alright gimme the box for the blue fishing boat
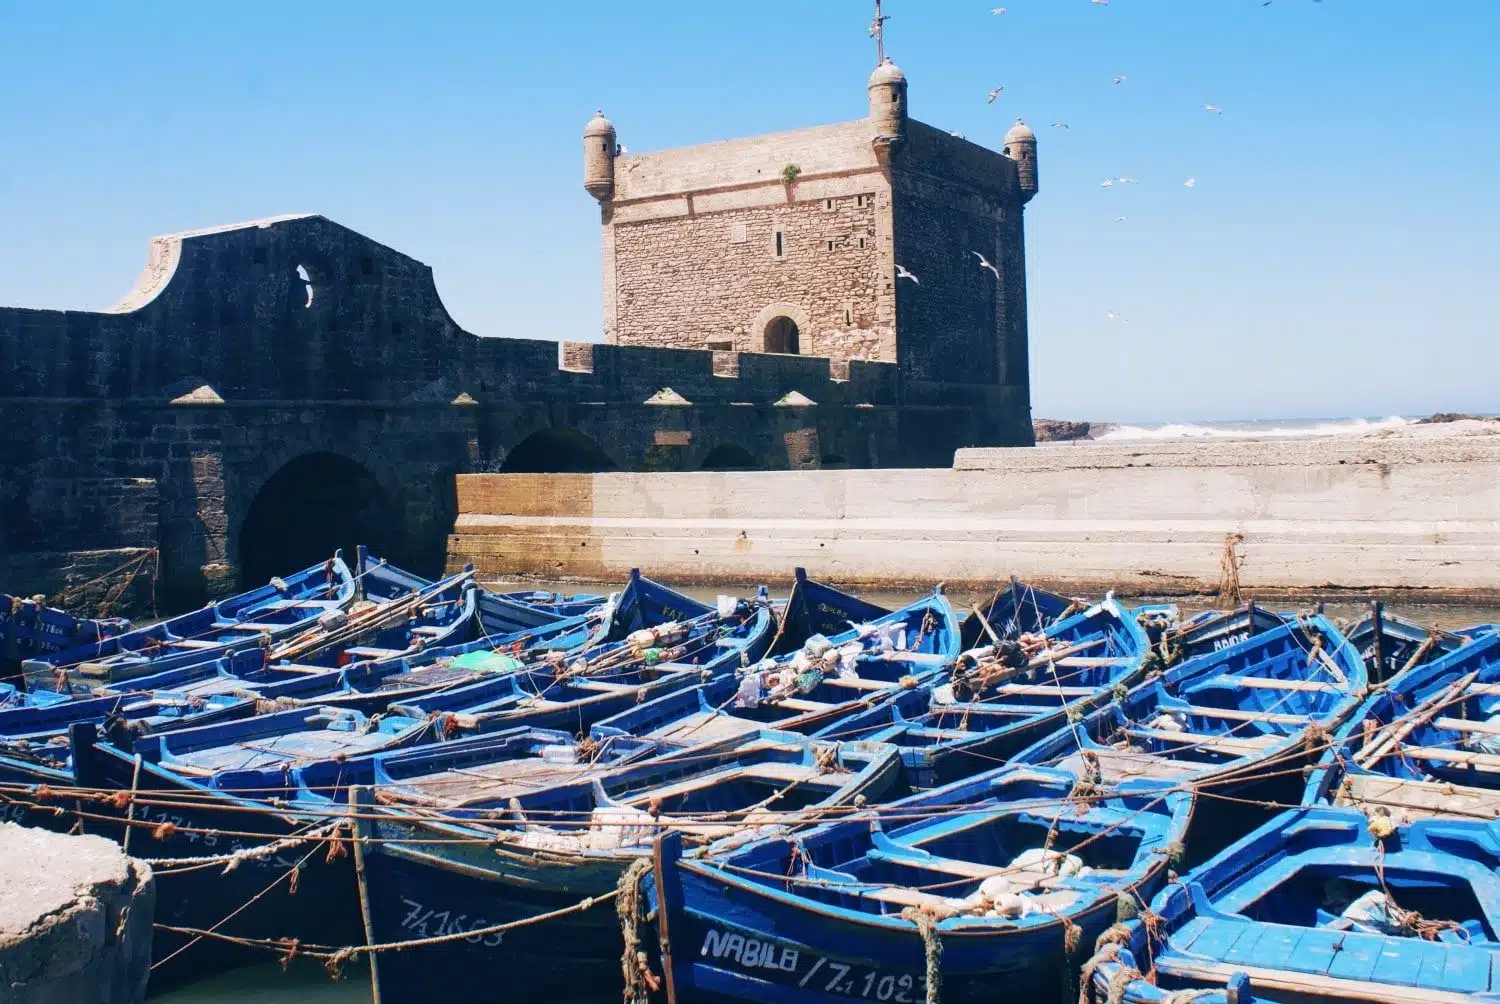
[1,593,130,675]
[1343,600,1474,683]
[23,553,358,693]
[0,689,253,767]
[820,597,1151,788]
[1162,602,1288,665]
[644,763,1193,1004]
[589,587,960,750]
[958,578,1079,650]
[1082,808,1500,1003]
[66,705,438,990]
[770,567,892,655]
[1304,630,1500,823]
[353,732,904,1000]
[1016,615,1367,864]
[493,587,608,618]
[390,573,774,738]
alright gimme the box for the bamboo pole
[1356,671,1478,768]
[349,785,383,1004]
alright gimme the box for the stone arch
[749,302,812,355]
[236,452,401,587]
[499,429,619,474]
[699,444,760,471]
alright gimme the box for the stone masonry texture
[0,69,1037,607]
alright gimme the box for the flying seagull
[1115,216,1127,224]
[971,251,1000,279]
[1092,0,1108,5]
[895,264,920,284]
[1204,103,1224,115]
[990,7,1007,14]
[1117,177,1140,185]
[1100,179,1115,188]
[1051,122,1069,130]
[1107,311,1128,322]
[987,87,1004,103]
[1112,74,1127,85]
[1184,177,1198,189]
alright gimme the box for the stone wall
[609,189,891,359]
[1,214,1012,606]
[448,436,1500,600]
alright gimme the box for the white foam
[1096,416,1416,442]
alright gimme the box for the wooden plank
[167,639,221,650]
[1338,773,1500,821]
[1157,957,1482,1004]
[1126,727,1277,755]
[1358,673,1479,768]
[1435,716,1500,737]
[1052,657,1133,668]
[821,677,894,691]
[1465,682,1500,697]
[1394,746,1500,772]
[771,698,834,713]
[1180,705,1310,727]
[1204,675,1340,694]
[568,680,635,693]
[992,684,1096,698]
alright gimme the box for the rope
[898,907,942,1004]
[617,857,659,1004]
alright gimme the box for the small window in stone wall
[824,199,835,211]
[858,236,867,250]
[774,229,785,260]
[844,302,854,326]
[855,194,868,208]
[826,240,836,252]
[360,255,374,276]
[729,221,748,244]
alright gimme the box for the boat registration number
[699,928,925,1001]
[1210,631,1249,652]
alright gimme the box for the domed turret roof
[584,110,616,137]
[1004,119,1036,142]
[868,60,906,87]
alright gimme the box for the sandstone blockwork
[2,212,1027,607]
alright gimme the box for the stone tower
[583,60,1038,446]
[1003,119,1039,203]
[867,59,908,139]
[583,110,617,203]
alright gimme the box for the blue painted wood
[355,731,904,999]
[1343,606,1473,682]
[1083,807,1500,1003]
[589,585,960,754]
[1303,630,1500,813]
[1164,603,1289,666]
[0,594,130,665]
[821,597,1150,788]
[1016,615,1368,866]
[644,764,1192,1004]
[958,578,1076,651]
[22,552,358,693]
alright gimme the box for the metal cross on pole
[869,0,890,66]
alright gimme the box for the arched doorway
[237,453,399,587]
[764,316,800,355]
[699,444,760,471]
[500,429,619,473]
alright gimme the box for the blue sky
[2,1,1495,422]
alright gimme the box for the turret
[1003,119,1038,204]
[867,59,908,139]
[583,110,617,202]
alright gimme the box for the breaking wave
[1096,416,1417,442]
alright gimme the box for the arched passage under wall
[499,429,619,474]
[237,452,400,587]
[699,444,760,471]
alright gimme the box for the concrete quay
[447,435,1500,601]
[0,824,155,1004]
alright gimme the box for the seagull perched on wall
[895,264,920,284]
[987,87,1004,103]
[1204,103,1224,115]
[971,251,1001,279]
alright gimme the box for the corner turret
[868,59,908,140]
[584,110,617,202]
[1003,119,1038,204]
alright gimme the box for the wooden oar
[1356,671,1478,767]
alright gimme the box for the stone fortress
[0,58,1039,607]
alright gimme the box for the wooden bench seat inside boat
[166,639,223,649]
[1126,727,1278,756]
[227,622,290,632]
[1434,716,1500,738]
[1197,675,1340,694]
[821,677,895,692]
[410,626,447,637]
[568,679,636,694]
[1336,773,1500,822]
[1177,705,1311,727]
[991,684,1097,698]
[651,713,762,744]
[1393,745,1500,772]
[343,646,407,659]
[771,698,835,713]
